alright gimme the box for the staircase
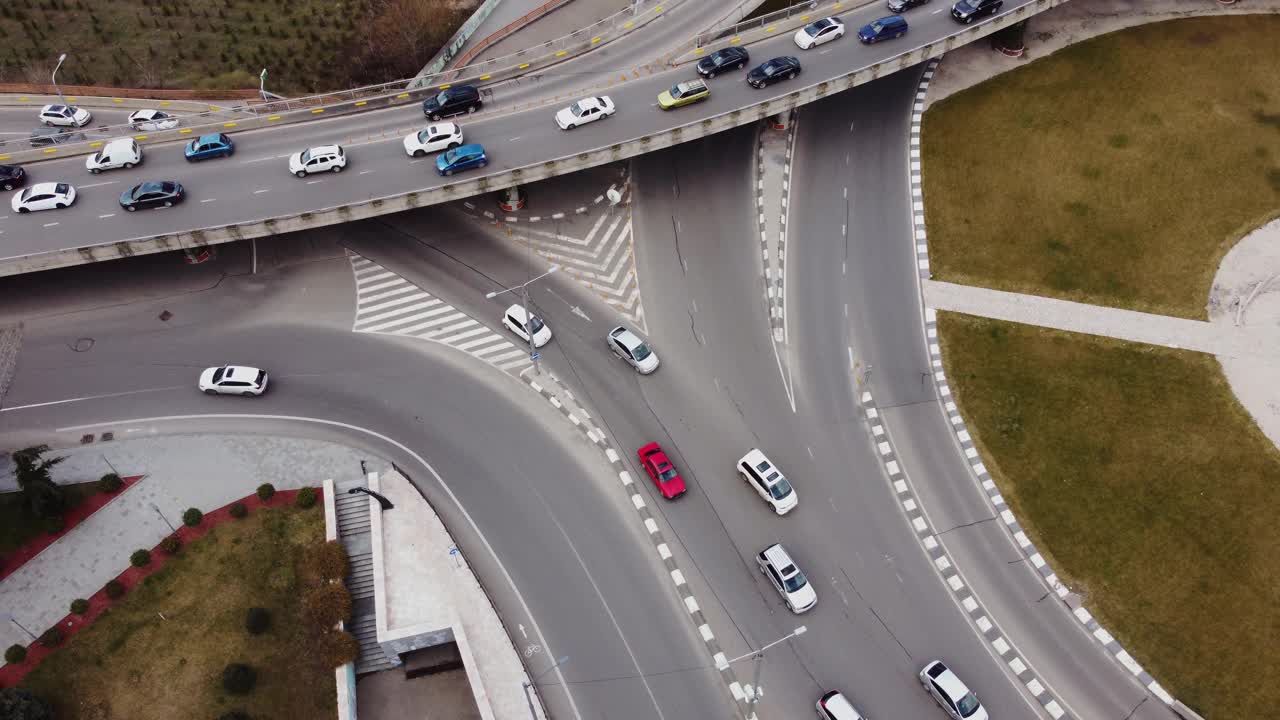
[334,478,392,674]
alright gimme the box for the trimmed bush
[217,712,250,720]
[182,507,203,527]
[295,487,317,509]
[129,549,152,568]
[105,579,125,599]
[307,540,348,582]
[315,629,360,668]
[303,583,352,627]
[0,688,52,720]
[244,607,271,635]
[221,663,257,695]
[159,534,181,555]
[229,501,248,519]
[4,643,27,664]
[256,483,275,501]
[96,473,123,493]
[70,598,90,615]
[41,515,64,535]
[38,626,62,648]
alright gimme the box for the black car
[29,127,85,147]
[696,46,750,78]
[951,0,1002,23]
[119,180,185,211]
[0,164,25,191]
[747,56,801,89]
[887,0,930,11]
[422,85,482,121]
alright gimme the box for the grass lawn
[0,0,471,94]
[21,505,334,720]
[0,482,100,554]
[922,15,1280,319]
[936,312,1280,719]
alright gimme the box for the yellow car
[657,80,710,110]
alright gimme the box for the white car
[11,182,76,213]
[794,17,846,49]
[403,122,463,157]
[198,366,269,396]
[39,104,92,127]
[289,145,347,178]
[607,325,658,374]
[757,543,817,613]
[555,96,616,130]
[128,109,179,132]
[920,661,988,720]
[502,304,552,348]
[738,448,797,515]
[817,690,866,720]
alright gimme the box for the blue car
[184,133,234,162]
[436,143,488,176]
[858,15,908,43]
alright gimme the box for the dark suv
[422,85,482,121]
[951,0,1002,23]
[696,47,750,78]
[0,164,25,191]
[29,127,85,147]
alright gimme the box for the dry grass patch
[922,15,1280,319]
[22,505,334,720]
[937,312,1280,719]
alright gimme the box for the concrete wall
[326,477,360,720]
[0,0,1065,278]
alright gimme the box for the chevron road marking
[348,253,533,374]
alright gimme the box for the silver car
[607,326,659,374]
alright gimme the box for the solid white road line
[79,181,119,189]
[1,385,188,412]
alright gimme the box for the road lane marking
[307,180,323,185]
[359,170,373,175]
[253,188,270,194]
[79,180,119,188]
[200,198,216,203]
[2,385,187,411]
[42,222,59,227]
[98,213,115,219]
[242,156,275,164]
[508,136,522,141]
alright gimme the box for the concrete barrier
[0,0,1065,277]
[0,94,239,113]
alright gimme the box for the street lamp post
[52,53,68,105]
[522,654,569,720]
[485,264,558,375]
[717,625,807,719]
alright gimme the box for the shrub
[307,540,348,582]
[256,483,275,501]
[129,549,151,567]
[182,507,203,527]
[295,487,317,509]
[303,583,352,627]
[221,663,257,695]
[70,598,90,615]
[229,502,248,519]
[97,473,123,493]
[315,629,360,668]
[4,644,27,664]
[41,515,65,535]
[0,687,53,720]
[244,607,271,635]
[38,626,62,648]
[105,579,125,599]
[160,534,181,555]
[217,712,250,720]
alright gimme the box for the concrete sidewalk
[0,435,369,652]
[923,280,1280,360]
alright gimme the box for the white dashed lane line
[200,198,216,203]
[252,189,270,194]
[98,213,115,219]
[79,181,118,189]
[42,222,58,227]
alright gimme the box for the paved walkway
[923,280,1280,360]
[0,435,368,652]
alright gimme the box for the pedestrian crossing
[348,253,533,373]
[522,207,646,332]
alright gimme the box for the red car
[638,442,687,499]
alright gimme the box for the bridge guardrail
[0,0,1063,279]
[0,0,680,160]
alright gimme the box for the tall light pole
[52,53,68,105]
[717,625,807,719]
[522,654,569,720]
[486,261,558,376]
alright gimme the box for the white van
[738,448,798,515]
[85,138,142,174]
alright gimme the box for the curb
[756,111,798,345]
[518,368,751,715]
[908,58,1179,712]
